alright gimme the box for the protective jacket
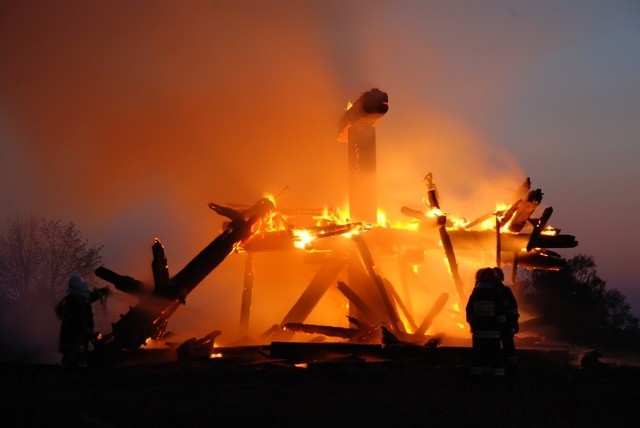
[56,286,108,351]
[466,281,507,338]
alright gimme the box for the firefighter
[55,275,109,371]
[466,267,507,376]
[493,266,520,375]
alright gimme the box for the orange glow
[377,209,388,227]
[293,229,314,249]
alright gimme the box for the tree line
[517,254,640,351]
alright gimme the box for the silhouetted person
[466,267,507,376]
[493,267,520,375]
[55,275,109,371]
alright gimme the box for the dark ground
[2,344,640,428]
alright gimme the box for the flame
[443,257,452,275]
[479,217,497,230]
[231,184,567,343]
[293,229,315,249]
[263,193,277,206]
[317,205,350,224]
[377,209,387,227]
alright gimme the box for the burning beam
[438,224,466,302]
[383,278,418,332]
[415,293,449,336]
[95,197,274,353]
[526,207,554,252]
[239,253,255,338]
[337,281,382,325]
[352,235,403,332]
[504,188,543,232]
[275,262,346,341]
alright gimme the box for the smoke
[1,1,576,353]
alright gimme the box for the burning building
[94,88,577,361]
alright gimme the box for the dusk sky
[2,1,640,320]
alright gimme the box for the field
[2,344,640,427]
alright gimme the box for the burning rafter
[94,197,274,353]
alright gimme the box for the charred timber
[94,266,145,297]
[526,207,554,252]
[383,278,418,332]
[438,225,466,302]
[274,263,346,341]
[415,293,449,336]
[339,88,388,225]
[338,88,388,135]
[95,197,274,352]
[282,323,364,340]
[337,280,383,326]
[505,189,543,232]
[445,230,578,252]
[352,235,403,332]
[512,250,566,270]
[151,238,171,296]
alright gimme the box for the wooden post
[352,235,403,332]
[415,293,449,336]
[239,252,254,338]
[337,281,382,326]
[275,262,346,341]
[439,224,466,303]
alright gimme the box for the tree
[518,254,640,350]
[0,214,103,362]
[0,215,103,303]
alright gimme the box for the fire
[376,208,420,231]
[377,209,387,228]
[232,175,572,346]
[293,229,315,250]
[318,205,350,224]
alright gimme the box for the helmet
[68,275,90,298]
[478,267,497,284]
[492,267,505,281]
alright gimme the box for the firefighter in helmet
[466,267,507,376]
[55,275,110,371]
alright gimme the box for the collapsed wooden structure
[230,89,578,347]
[91,88,578,364]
